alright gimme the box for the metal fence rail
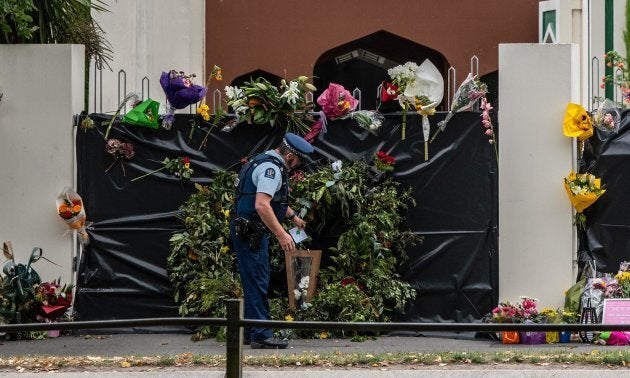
[1,299,630,377]
[91,56,485,114]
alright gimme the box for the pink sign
[602,299,630,324]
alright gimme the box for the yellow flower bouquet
[563,170,606,229]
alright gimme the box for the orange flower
[72,204,82,213]
[59,203,68,213]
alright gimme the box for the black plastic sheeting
[75,111,498,329]
[579,109,630,273]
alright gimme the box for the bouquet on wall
[122,98,160,129]
[103,93,140,140]
[373,151,395,173]
[304,83,382,142]
[387,61,419,141]
[131,156,194,182]
[224,76,316,135]
[563,103,593,158]
[160,70,208,130]
[342,110,383,134]
[56,187,89,245]
[591,98,620,133]
[431,73,488,142]
[104,138,135,176]
[191,65,224,147]
[563,170,606,229]
[388,59,444,160]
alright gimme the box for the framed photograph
[284,249,321,309]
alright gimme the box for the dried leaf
[3,241,13,261]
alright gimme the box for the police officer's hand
[292,215,305,229]
[277,231,295,253]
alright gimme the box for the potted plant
[559,309,580,343]
[490,296,548,344]
[490,301,522,344]
[541,308,561,343]
[515,297,547,345]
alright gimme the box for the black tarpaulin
[580,109,630,272]
[75,111,498,327]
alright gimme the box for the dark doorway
[230,69,282,88]
[313,30,449,111]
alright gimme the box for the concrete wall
[0,45,85,285]
[90,0,205,114]
[498,43,579,309]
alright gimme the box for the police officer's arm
[285,207,305,229]
[255,193,295,252]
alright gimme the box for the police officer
[230,133,314,349]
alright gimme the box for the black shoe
[250,337,288,349]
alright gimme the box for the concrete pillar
[498,43,579,309]
[0,44,85,285]
[90,0,205,114]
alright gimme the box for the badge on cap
[284,133,315,158]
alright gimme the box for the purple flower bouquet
[160,70,207,129]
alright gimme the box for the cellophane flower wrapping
[437,73,487,133]
[304,83,358,141]
[401,59,444,160]
[563,171,606,213]
[306,83,383,140]
[160,70,207,109]
[592,98,620,133]
[341,110,383,134]
[317,83,358,119]
[56,187,89,245]
[563,103,593,141]
[160,70,207,129]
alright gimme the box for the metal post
[225,299,243,378]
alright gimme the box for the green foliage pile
[283,161,420,332]
[168,160,420,340]
[167,172,241,340]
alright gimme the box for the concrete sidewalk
[0,332,626,377]
[0,331,615,357]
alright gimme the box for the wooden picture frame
[284,249,322,309]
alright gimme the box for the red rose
[376,151,395,165]
[381,82,399,102]
[341,277,355,287]
[182,157,191,164]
